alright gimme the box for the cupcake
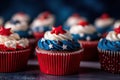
[0,27,30,72]
[36,26,83,75]
[98,26,120,73]
[5,20,36,58]
[95,13,114,35]
[64,13,86,30]
[31,11,55,40]
[11,12,30,22]
[70,21,101,61]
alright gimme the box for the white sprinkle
[28,30,32,35]
[86,36,91,41]
[80,33,84,37]
[62,45,67,50]
[99,38,103,42]
[41,38,45,42]
[49,44,53,49]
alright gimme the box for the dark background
[0,0,119,25]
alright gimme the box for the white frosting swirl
[106,31,120,41]
[31,15,55,28]
[12,13,30,22]
[44,31,72,41]
[0,33,29,49]
[5,21,28,31]
[95,18,114,28]
[65,16,86,26]
[70,24,96,34]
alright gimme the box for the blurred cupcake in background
[5,19,36,58]
[11,12,30,22]
[36,26,83,75]
[98,26,120,73]
[31,11,55,40]
[64,13,86,30]
[95,13,114,36]
[0,27,30,72]
[70,21,101,61]
[5,20,31,38]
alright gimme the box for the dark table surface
[0,59,120,80]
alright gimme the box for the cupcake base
[0,48,30,72]
[98,48,120,73]
[78,40,99,61]
[36,47,83,75]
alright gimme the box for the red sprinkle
[17,12,25,16]
[78,21,89,26]
[100,13,110,19]
[0,27,12,36]
[72,13,80,17]
[51,26,66,35]
[114,26,120,34]
[39,11,50,20]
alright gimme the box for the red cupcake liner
[98,48,120,73]
[0,48,30,72]
[28,38,37,58]
[33,32,44,41]
[78,40,99,61]
[36,47,83,75]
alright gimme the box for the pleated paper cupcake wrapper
[98,48,120,73]
[0,48,30,72]
[36,48,83,75]
[78,40,99,61]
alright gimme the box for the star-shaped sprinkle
[41,38,46,42]
[0,27,12,36]
[51,26,66,35]
[86,36,91,41]
[49,44,53,49]
[62,44,67,50]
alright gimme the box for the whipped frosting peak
[5,20,28,31]
[0,27,29,50]
[12,12,30,22]
[65,14,86,26]
[70,23,96,34]
[106,27,120,41]
[31,12,55,28]
[44,26,72,41]
[95,13,114,28]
